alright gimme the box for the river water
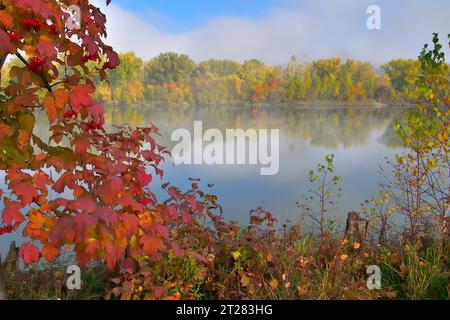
[1,105,410,255]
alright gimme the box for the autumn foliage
[0,0,215,273]
[0,0,448,301]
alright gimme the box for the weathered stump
[0,241,19,300]
[0,258,7,300]
[3,241,19,275]
[344,211,368,243]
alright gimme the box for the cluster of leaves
[0,0,215,273]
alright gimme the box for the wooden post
[0,241,19,300]
[344,211,368,243]
[0,256,7,300]
[3,241,19,275]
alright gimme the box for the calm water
[108,105,407,222]
[1,105,409,255]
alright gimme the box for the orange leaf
[29,210,47,230]
[0,11,13,28]
[17,129,30,150]
[140,235,163,256]
[42,244,60,262]
[54,88,69,109]
[43,93,57,123]
[0,124,14,143]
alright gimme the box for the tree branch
[15,52,53,93]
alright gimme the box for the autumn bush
[0,0,218,286]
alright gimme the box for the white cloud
[94,0,450,65]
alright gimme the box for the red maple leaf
[19,241,41,266]
[13,182,38,205]
[2,201,24,225]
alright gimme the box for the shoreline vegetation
[91,53,429,108]
[105,100,418,110]
[0,53,431,109]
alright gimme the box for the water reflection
[1,105,411,255]
[105,105,408,149]
[104,105,409,222]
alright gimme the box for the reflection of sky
[1,106,405,256]
[154,126,401,225]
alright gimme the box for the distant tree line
[1,52,426,108]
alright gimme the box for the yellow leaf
[231,250,241,261]
[241,275,250,287]
[269,278,278,289]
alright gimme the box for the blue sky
[95,0,450,65]
[111,0,288,32]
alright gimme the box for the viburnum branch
[15,52,53,93]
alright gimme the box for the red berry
[0,225,13,235]
[7,32,22,41]
[27,57,45,74]
[49,23,59,35]
[23,18,43,30]
[64,109,78,119]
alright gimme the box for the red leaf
[97,177,122,204]
[13,183,38,205]
[73,134,90,154]
[19,242,41,266]
[122,213,139,232]
[53,172,75,193]
[140,235,163,256]
[32,171,51,192]
[82,36,98,56]
[69,198,97,213]
[0,11,13,28]
[37,35,57,59]
[93,207,117,225]
[86,103,104,121]
[136,167,152,186]
[0,29,11,56]
[2,201,24,225]
[15,0,52,18]
[70,84,94,112]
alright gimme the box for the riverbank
[104,101,417,111]
[2,211,448,300]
